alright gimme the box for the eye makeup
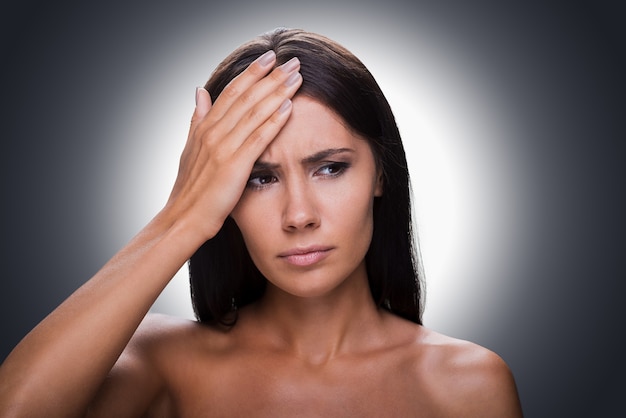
[245,148,356,191]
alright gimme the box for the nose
[281,179,320,232]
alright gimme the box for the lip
[278,246,334,267]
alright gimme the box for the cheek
[231,196,274,254]
[325,179,377,251]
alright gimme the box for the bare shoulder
[411,326,523,417]
[131,312,206,347]
[127,312,233,367]
[88,313,212,417]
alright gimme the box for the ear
[374,169,384,197]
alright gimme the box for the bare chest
[161,351,434,417]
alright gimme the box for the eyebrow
[252,148,355,171]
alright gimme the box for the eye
[247,173,278,189]
[315,162,350,177]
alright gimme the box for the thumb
[192,87,212,123]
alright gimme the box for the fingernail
[284,72,301,87]
[279,99,292,113]
[195,87,201,106]
[280,57,300,73]
[258,50,276,66]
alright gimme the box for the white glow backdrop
[104,4,531,334]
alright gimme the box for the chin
[266,264,365,300]
[269,279,342,299]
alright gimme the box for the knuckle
[275,85,292,100]
[245,104,264,124]
[221,82,241,100]
[247,129,265,144]
[269,68,286,83]
[209,144,230,164]
[238,90,256,106]
[199,127,218,146]
[247,61,266,77]
[212,149,227,164]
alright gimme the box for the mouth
[278,246,334,267]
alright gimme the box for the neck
[249,263,386,365]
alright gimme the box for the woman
[0,28,522,417]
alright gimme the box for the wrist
[152,205,223,256]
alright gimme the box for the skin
[0,51,523,417]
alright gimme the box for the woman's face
[231,96,382,298]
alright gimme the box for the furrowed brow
[253,148,355,170]
[251,160,280,172]
[301,148,355,164]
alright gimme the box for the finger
[174,86,214,193]
[206,50,277,124]
[214,58,301,139]
[220,69,302,154]
[184,87,213,158]
[234,97,294,165]
[193,87,212,122]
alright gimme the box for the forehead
[259,96,368,162]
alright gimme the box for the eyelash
[246,162,350,190]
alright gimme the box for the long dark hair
[189,28,423,326]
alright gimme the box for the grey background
[2,1,624,416]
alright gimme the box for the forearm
[0,210,204,417]
[0,49,301,416]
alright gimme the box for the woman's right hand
[164,50,302,242]
[0,51,302,418]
